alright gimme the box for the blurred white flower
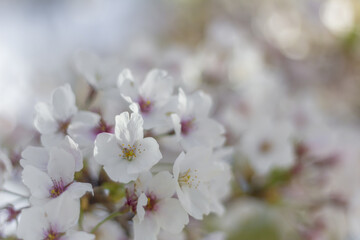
[117,69,175,129]
[133,171,188,240]
[171,88,225,151]
[34,84,78,147]
[239,117,294,175]
[17,193,94,240]
[94,112,162,183]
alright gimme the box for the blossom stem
[0,189,28,198]
[90,211,122,233]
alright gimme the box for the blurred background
[1,0,360,239]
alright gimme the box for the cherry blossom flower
[22,147,92,205]
[117,69,175,129]
[171,88,225,151]
[34,84,78,147]
[239,117,295,175]
[173,147,227,219]
[133,171,189,240]
[94,112,162,183]
[17,193,94,240]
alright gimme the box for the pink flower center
[49,179,70,198]
[144,193,158,212]
[181,118,195,135]
[93,118,113,137]
[138,97,152,114]
[43,226,64,240]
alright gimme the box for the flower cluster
[15,68,230,240]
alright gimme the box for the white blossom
[34,84,78,147]
[22,146,92,205]
[94,112,162,183]
[133,171,189,240]
[171,88,225,151]
[17,193,94,240]
[173,147,227,219]
[117,69,175,129]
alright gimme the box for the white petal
[94,133,121,166]
[41,133,66,148]
[51,84,77,121]
[115,112,143,145]
[170,113,182,141]
[117,69,138,100]
[47,148,75,185]
[156,198,189,233]
[103,161,138,183]
[20,146,49,172]
[60,135,84,172]
[176,186,210,220]
[191,91,212,117]
[140,69,173,101]
[149,171,175,199]
[66,182,93,199]
[34,102,58,134]
[127,137,162,174]
[136,193,148,222]
[22,165,52,199]
[133,214,159,240]
[17,206,47,240]
[46,192,80,231]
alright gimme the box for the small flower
[17,193,94,240]
[94,112,162,183]
[22,147,92,205]
[117,69,175,129]
[173,147,226,219]
[34,84,78,147]
[239,117,295,175]
[133,171,189,240]
[171,88,225,151]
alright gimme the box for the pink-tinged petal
[103,161,138,183]
[133,214,159,240]
[22,165,52,199]
[156,198,189,234]
[20,146,49,172]
[66,182,93,199]
[127,137,162,174]
[51,84,77,122]
[94,133,121,166]
[115,112,143,145]
[34,102,58,134]
[149,171,175,199]
[47,148,75,185]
